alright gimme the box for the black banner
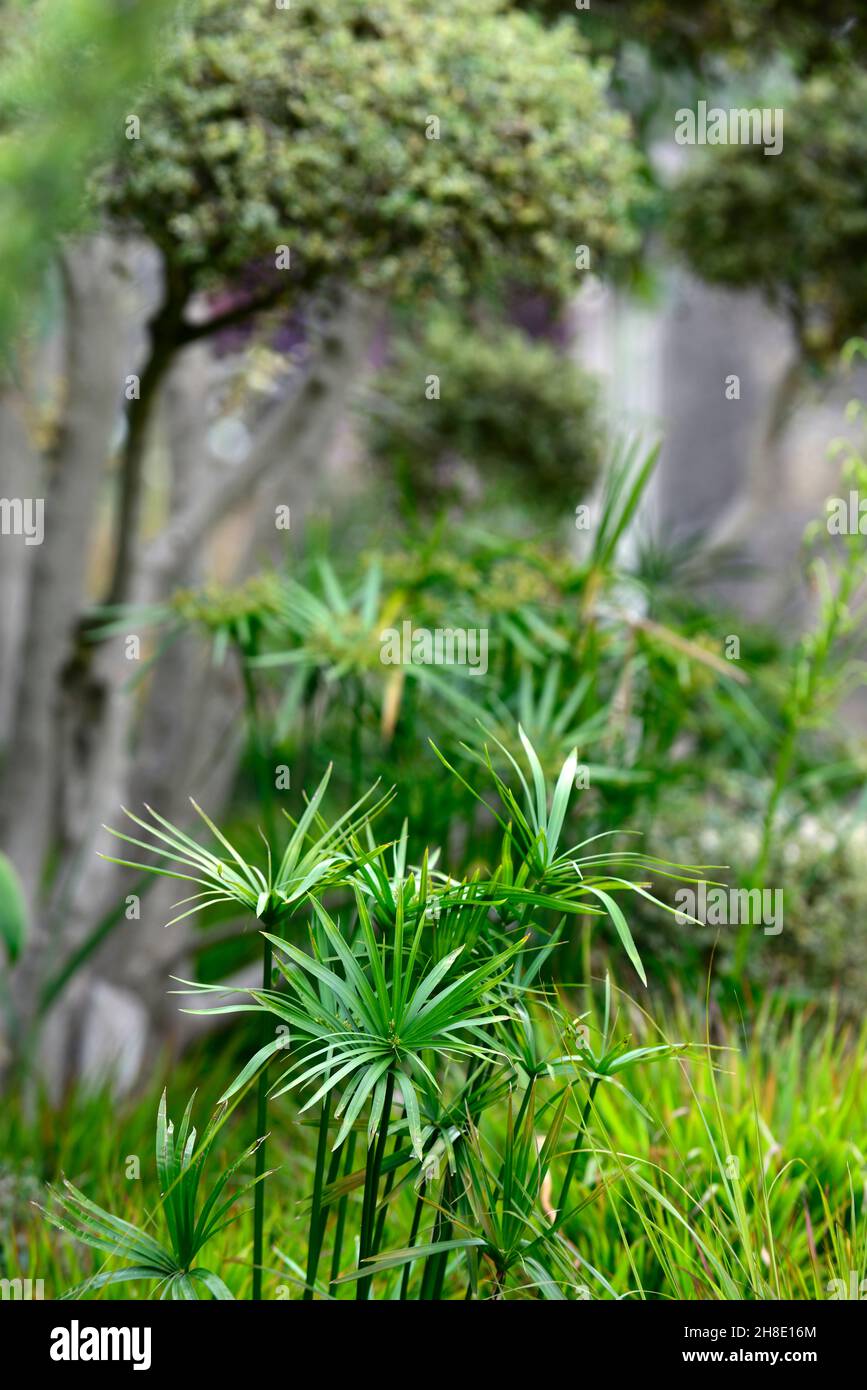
[4,1296,860,1377]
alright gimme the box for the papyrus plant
[180,882,525,1299]
[43,1091,265,1300]
[102,765,389,1298]
[168,729,707,1298]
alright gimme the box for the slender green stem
[554,1077,599,1232]
[738,557,859,977]
[511,1079,536,1140]
[303,1094,332,1300]
[357,1154,377,1281]
[399,1180,426,1301]
[419,1170,453,1300]
[356,1072,395,1300]
[430,1205,454,1300]
[752,556,857,896]
[493,1079,537,1193]
[466,1059,492,1124]
[372,1127,402,1254]
[328,1132,357,1297]
[239,645,279,1302]
[251,936,272,1300]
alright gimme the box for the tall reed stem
[372,1126,402,1253]
[554,1076,599,1230]
[329,1132,357,1296]
[419,1169,453,1299]
[356,1072,394,1300]
[239,648,277,1301]
[399,1179,426,1300]
[303,1093,332,1299]
[251,937,272,1300]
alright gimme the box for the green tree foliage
[105,0,645,308]
[364,314,604,508]
[667,72,867,362]
[524,1,867,75]
[0,0,176,352]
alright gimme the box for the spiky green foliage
[434,725,710,985]
[101,765,388,927]
[14,990,866,1301]
[42,1092,264,1299]
[145,728,713,1301]
[100,762,393,1302]
[183,887,522,1163]
[338,1085,576,1297]
[93,438,764,854]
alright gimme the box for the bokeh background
[1,0,866,1301]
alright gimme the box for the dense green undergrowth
[5,992,864,1300]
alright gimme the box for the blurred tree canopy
[667,71,867,364]
[365,312,603,512]
[618,0,866,72]
[523,1,866,74]
[0,0,176,353]
[106,0,644,307]
[93,0,647,602]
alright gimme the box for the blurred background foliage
[0,0,179,352]
[1,0,866,1301]
[668,70,867,365]
[106,0,646,300]
[364,313,604,514]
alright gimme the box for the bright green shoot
[181,890,523,1163]
[100,764,390,927]
[42,1091,266,1300]
[435,725,712,985]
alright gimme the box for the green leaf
[546,747,579,862]
[0,850,28,963]
[398,1070,424,1161]
[585,887,647,986]
[334,1237,486,1282]
[191,1268,235,1300]
[61,1266,169,1300]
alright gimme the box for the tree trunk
[0,383,41,743]
[0,239,130,913]
[8,288,376,1094]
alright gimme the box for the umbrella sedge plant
[328,1083,577,1299]
[59,724,715,1299]
[433,723,716,975]
[161,727,712,1298]
[177,882,526,1298]
[99,763,391,1298]
[41,1090,267,1300]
